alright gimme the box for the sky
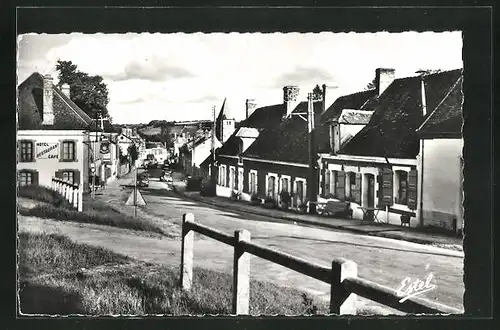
[17,32,463,124]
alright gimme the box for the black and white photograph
[16,28,468,316]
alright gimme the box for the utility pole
[209,105,216,180]
[307,93,318,214]
[91,111,100,200]
[134,157,137,217]
[290,92,318,214]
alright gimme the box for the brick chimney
[61,83,71,98]
[42,74,54,125]
[245,99,257,118]
[375,68,396,96]
[283,85,300,118]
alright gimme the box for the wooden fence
[180,213,462,315]
[51,177,83,212]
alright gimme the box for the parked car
[137,173,149,187]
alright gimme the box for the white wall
[17,130,86,188]
[193,138,221,167]
[422,138,464,231]
[340,124,365,145]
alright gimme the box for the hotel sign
[36,142,59,159]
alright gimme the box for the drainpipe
[419,77,426,227]
[419,139,425,227]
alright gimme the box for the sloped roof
[18,72,93,130]
[339,69,462,158]
[217,103,285,156]
[320,89,377,124]
[417,76,463,138]
[242,101,329,164]
[338,109,374,124]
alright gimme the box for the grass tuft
[18,232,329,315]
[18,204,164,235]
[18,185,74,209]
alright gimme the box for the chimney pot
[61,83,71,98]
[375,68,396,96]
[42,74,54,125]
[245,98,257,118]
[283,85,300,118]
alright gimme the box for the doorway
[367,174,375,208]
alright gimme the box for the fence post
[232,229,251,315]
[78,185,83,212]
[68,185,73,204]
[72,186,78,208]
[180,213,194,291]
[330,258,358,315]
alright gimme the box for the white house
[17,72,94,203]
[319,68,463,229]
[416,74,463,233]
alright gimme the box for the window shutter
[73,170,81,185]
[354,173,362,204]
[336,171,345,199]
[379,167,394,207]
[59,140,64,161]
[320,168,325,197]
[32,170,39,186]
[72,140,78,161]
[55,170,63,179]
[407,168,418,210]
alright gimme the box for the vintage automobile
[137,173,149,187]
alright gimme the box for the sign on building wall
[35,142,59,159]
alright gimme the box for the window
[229,167,236,189]
[296,181,304,205]
[281,177,289,193]
[395,170,408,204]
[20,141,33,162]
[218,165,227,186]
[348,172,356,199]
[324,170,330,196]
[62,141,75,161]
[249,171,257,194]
[18,171,33,187]
[267,175,276,199]
[62,170,75,184]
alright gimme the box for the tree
[55,60,110,119]
[128,144,139,165]
[312,84,323,101]
[365,77,377,91]
[415,69,443,76]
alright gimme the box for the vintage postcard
[17,30,465,316]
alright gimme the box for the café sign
[36,142,59,159]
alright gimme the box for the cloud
[275,67,336,87]
[105,56,195,82]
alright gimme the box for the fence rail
[180,213,462,315]
[51,177,83,212]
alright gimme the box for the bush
[250,194,261,206]
[229,190,241,201]
[186,178,202,191]
[18,185,74,209]
[200,178,216,196]
[298,203,308,213]
[263,198,277,209]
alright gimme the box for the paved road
[103,169,464,313]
